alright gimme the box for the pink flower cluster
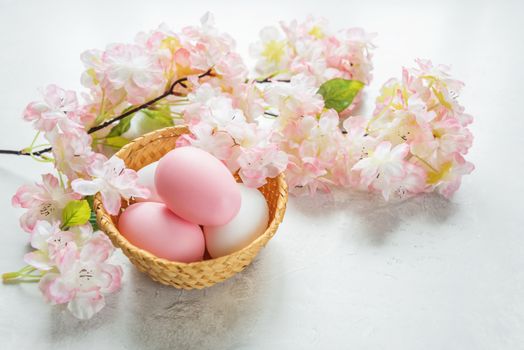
[6,14,475,320]
[269,59,474,199]
[176,83,288,188]
[12,174,80,232]
[81,13,245,118]
[175,17,377,187]
[11,166,142,319]
[250,16,375,86]
[71,156,150,215]
[26,220,122,319]
[23,85,101,179]
[358,59,475,198]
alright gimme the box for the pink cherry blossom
[250,26,292,77]
[81,43,165,106]
[213,52,249,91]
[45,128,101,179]
[184,84,244,126]
[183,84,252,146]
[275,110,347,195]
[251,17,375,92]
[134,24,184,76]
[38,232,122,319]
[290,39,333,84]
[430,154,475,198]
[237,144,288,188]
[24,220,76,271]
[430,118,473,156]
[407,95,437,125]
[232,83,266,122]
[285,154,332,195]
[374,162,428,201]
[264,74,324,121]
[23,85,85,134]
[181,13,236,71]
[281,16,332,44]
[325,27,376,84]
[352,142,410,198]
[341,115,379,162]
[178,121,236,162]
[24,221,95,271]
[12,174,81,232]
[361,59,474,198]
[103,44,165,103]
[71,156,150,215]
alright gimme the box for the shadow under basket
[94,126,288,289]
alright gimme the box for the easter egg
[155,146,241,226]
[204,183,269,258]
[136,161,162,202]
[118,202,205,262]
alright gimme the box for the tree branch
[0,68,214,157]
[255,77,291,83]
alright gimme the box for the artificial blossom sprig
[1,13,474,319]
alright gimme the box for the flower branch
[2,13,475,321]
[0,68,214,157]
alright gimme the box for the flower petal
[98,263,123,294]
[100,190,122,215]
[24,251,53,271]
[67,290,105,320]
[71,178,103,196]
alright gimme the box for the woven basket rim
[95,125,288,268]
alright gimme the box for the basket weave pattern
[94,126,288,289]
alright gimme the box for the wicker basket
[94,126,288,289]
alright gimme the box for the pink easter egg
[118,202,205,263]
[155,146,241,226]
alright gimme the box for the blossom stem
[87,68,214,134]
[2,276,41,284]
[2,265,42,283]
[255,77,291,83]
[57,170,66,189]
[366,101,392,132]
[0,68,215,157]
[94,89,107,125]
[412,155,439,173]
[26,131,41,152]
[253,70,291,83]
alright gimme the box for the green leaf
[105,136,130,149]
[107,115,133,137]
[317,78,365,113]
[61,200,91,228]
[85,195,99,230]
[89,211,99,231]
[142,107,174,128]
[107,106,174,139]
[85,195,95,209]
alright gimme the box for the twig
[0,68,214,157]
[255,78,291,83]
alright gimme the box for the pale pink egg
[155,146,241,226]
[118,202,205,263]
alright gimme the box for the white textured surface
[0,0,523,349]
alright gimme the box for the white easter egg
[136,161,163,203]
[204,183,269,258]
